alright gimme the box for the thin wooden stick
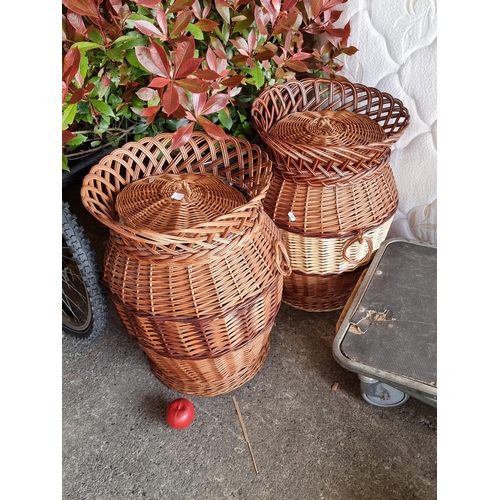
[232,395,259,475]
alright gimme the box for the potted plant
[62,0,356,169]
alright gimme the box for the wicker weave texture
[144,320,273,396]
[282,265,367,312]
[268,109,387,147]
[280,215,393,275]
[264,156,398,236]
[81,132,272,258]
[115,173,248,233]
[102,210,291,318]
[251,78,410,179]
[109,274,283,359]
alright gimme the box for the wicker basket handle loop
[275,240,292,277]
[342,233,373,265]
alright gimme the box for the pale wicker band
[280,216,394,275]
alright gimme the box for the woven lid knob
[269,110,387,147]
[115,173,247,233]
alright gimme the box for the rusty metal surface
[337,239,437,389]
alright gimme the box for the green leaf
[90,140,102,147]
[66,134,87,147]
[78,53,89,86]
[70,42,103,52]
[62,154,69,171]
[125,49,143,69]
[249,65,265,89]
[221,22,230,43]
[62,103,77,130]
[89,99,115,117]
[218,109,233,130]
[87,27,104,45]
[106,46,126,62]
[186,23,204,40]
[116,105,132,119]
[133,123,150,134]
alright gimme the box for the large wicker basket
[102,208,290,318]
[251,78,410,179]
[81,133,290,396]
[264,155,398,237]
[282,265,368,312]
[110,274,283,360]
[81,132,273,261]
[144,320,273,396]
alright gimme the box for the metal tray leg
[358,375,410,408]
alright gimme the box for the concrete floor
[62,185,437,500]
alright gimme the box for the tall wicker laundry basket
[251,79,410,312]
[81,132,291,396]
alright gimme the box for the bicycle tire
[62,201,108,340]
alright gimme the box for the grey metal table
[333,238,437,408]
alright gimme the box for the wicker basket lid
[115,173,247,233]
[268,109,387,147]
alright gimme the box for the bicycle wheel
[62,201,108,340]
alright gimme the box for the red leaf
[148,77,171,88]
[150,40,172,77]
[168,0,196,14]
[201,93,230,115]
[254,6,269,36]
[62,48,81,86]
[197,117,229,141]
[253,48,275,61]
[193,69,222,80]
[134,0,161,7]
[66,12,87,36]
[220,75,245,87]
[156,7,169,37]
[285,60,309,73]
[136,87,158,101]
[62,130,76,143]
[135,46,167,76]
[62,0,100,19]
[68,88,86,104]
[162,84,180,115]
[289,52,314,61]
[175,78,209,93]
[192,92,207,117]
[170,10,192,37]
[102,74,111,88]
[171,122,195,150]
[304,0,323,20]
[141,105,161,117]
[175,58,203,79]
[195,19,219,32]
[133,20,165,38]
[173,37,196,74]
[282,0,298,10]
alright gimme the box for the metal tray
[332,238,437,407]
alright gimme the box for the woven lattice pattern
[268,109,387,147]
[279,215,394,275]
[282,265,367,312]
[110,275,282,360]
[264,156,398,236]
[251,78,409,179]
[116,173,247,233]
[103,209,290,318]
[145,322,273,396]
[81,132,272,257]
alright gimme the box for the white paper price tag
[171,192,185,201]
[288,211,296,222]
